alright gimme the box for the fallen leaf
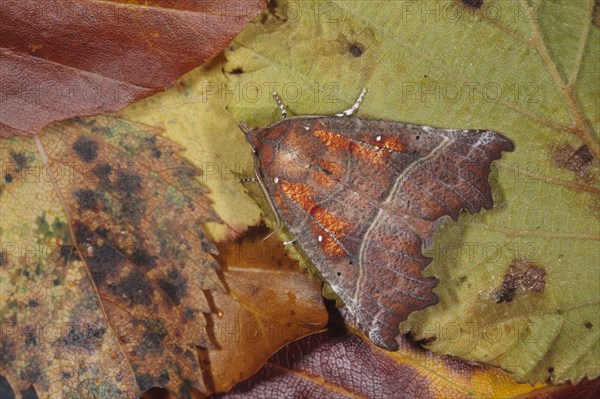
[0,0,265,137]
[198,226,328,395]
[1,116,222,398]
[223,0,600,384]
[208,314,600,399]
[118,54,261,242]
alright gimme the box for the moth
[239,89,514,350]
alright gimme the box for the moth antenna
[239,177,258,183]
[272,92,287,119]
[336,88,367,117]
[252,153,283,241]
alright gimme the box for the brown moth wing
[248,117,514,350]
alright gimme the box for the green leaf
[224,0,600,384]
[118,55,261,242]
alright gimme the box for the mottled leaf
[1,116,222,398]
[118,55,261,242]
[224,0,600,383]
[0,0,265,137]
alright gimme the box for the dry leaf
[199,226,328,395]
[210,318,600,399]
[1,116,222,398]
[0,0,265,137]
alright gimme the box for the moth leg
[272,92,287,119]
[283,239,296,246]
[335,88,367,117]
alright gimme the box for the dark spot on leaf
[119,197,146,222]
[10,151,27,171]
[63,324,107,350]
[337,272,342,276]
[593,0,600,28]
[0,338,16,365]
[158,371,170,385]
[459,276,467,283]
[92,163,112,183]
[158,268,188,305]
[232,67,244,74]
[267,0,278,15]
[460,0,484,9]
[416,135,420,140]
[73,136,99,163]
[551,144,595,182]
[109,269,153,306]
[584,321,593,329]
[548,366,554,373]
[174,166,198,178]
[349,42,364,57]
[23,326,37,347]
[59,245,80,263]
[4,174,13,183]
[136,374,154,392]
[27,299,39,308]
[116,172,142,196]
[74,223,95,243]
[495,258,546,303]
[131,247,156,269]
[184,307,195,320]
[141,318,168,352]
[94,227,110,239]
[87,242,124,285]
[0,252,6,266]
[20,359,42,386]
[74,189,99,211]
[152,148,162,158]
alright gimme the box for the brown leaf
[198,226,328,396]
[0,0,265,137]
[209,318,600,399]
[1,116,222,398]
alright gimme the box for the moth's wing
[316,117,515,224]
[259,117,513,350]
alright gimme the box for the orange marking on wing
[313,129,392,166]
[280,181,350,257]
[376,136,405,152]
[318,159,341,176]
[312,169,334,189]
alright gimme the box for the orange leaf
[198,227,328,396]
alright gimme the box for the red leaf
[0,0,265,137]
